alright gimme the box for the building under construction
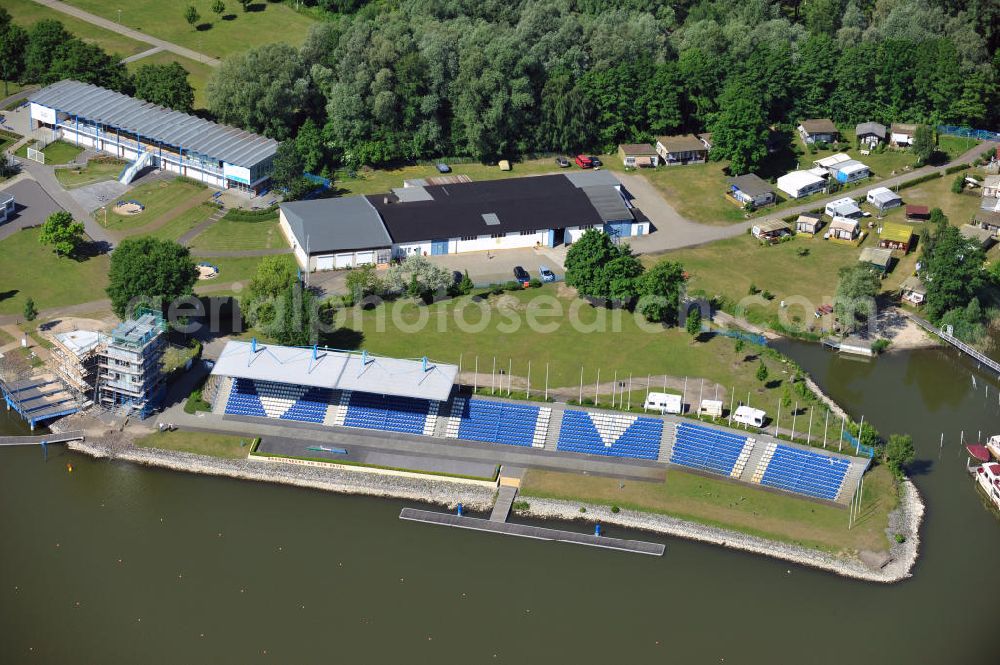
[96,311,167,419]
[50,329,101,400]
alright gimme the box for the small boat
[972,462,1000,511]
[986,435,1000,461]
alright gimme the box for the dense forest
[3,0,999,174]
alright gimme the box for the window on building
[490,233,504,239]
[520,230,536,236]
[460,235,477,241]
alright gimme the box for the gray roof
[280,197,392,253]
[579,185,631,222]
[868,187,901,206]
[856,122,887,138]
[859,247,892,268]
[563,170,622,188]
[30,80,278,168]
[728,174,774,198]
[211,341,458,401]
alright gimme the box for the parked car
[513,266,530,286]
[538,265,556,282]
[588,156,603,167]
[574,154,593,168]
[555,156,570,168]
[435,163,451,173]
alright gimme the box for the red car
[574,154,593,168]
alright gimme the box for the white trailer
[699,399,723,418]
[733,406,766,428]
[644,391,682,415]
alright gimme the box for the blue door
[431,239,449,255]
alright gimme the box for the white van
[644,391,682,415]
[699,399,723,418]
[732,406,766,428]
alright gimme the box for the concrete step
[658,421,676,463]
[744,441,774,484]
[543,407,565,450]
[837,458,868,504]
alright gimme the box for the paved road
[15,160,114,245]
[31,0,221,67]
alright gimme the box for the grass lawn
[54,157,127,189]
[649,231,871,330]
[0,81,31,100]
[640,162,749,225]
[189,210,287,251]
[63,0,317,58]
[125,50,215,111]
[146,203,218,242]
[5,0,147,56]
[520,464,898,554]
[0,228,110,315]
[15,140,84,165]
[209,254,295,284]
[321,284,811,416]
[101,178,207,231]
[0,130,20,153]
[135,430,252,459]
[336,158,570,196]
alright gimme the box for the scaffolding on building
[95,309,167,420]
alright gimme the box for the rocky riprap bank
[68,435,496,512]
[67,432,922,583]
[517,479,924,584]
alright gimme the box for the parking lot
[425,245,567,286]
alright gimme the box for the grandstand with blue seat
[342,392,430,434]
[455,398,541,447]
[556,410,663,460]
[757,444,850,501]
[224,378,267,418]
[669,421,753,476]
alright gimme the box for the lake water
[1,343,998,663]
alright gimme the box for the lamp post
[117,9,122,25]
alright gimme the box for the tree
[911,125,934,165]
[755,361,768,383]
[22,20,72,83]
[384,256,451,299]
[708,82,769,175]
[637,260,686,324]
[106,237,199,318]
[344,264,384,305]
[38,211,84,257]
[884,433,915,479]
[264,282,318,346]
[270,141,314,200]
[0,10,28,96]
[564,230,643,303]
[184,6,200,30]
[923,225,986,321]
[207,43,313,139]
[133,62,194,112]
[295,118,324,174]
[243,255,297,330]
[212,0,226,19]
[686,307,702,338]
[23,298,37,322]
[833,263,880,333]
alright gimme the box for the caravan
[698,399,724,418]
[732,406,766,428]
[644,392,682,415]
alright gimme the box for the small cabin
[795,213,822,235]
[751,219,790,242]
[877,222,914,252]
[901,275,926,305]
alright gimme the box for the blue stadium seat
[456,399,540,447]
[669,421,749,475]
[555,410,663,460]
[760,445,850,501]
[343,393,429,435]
[223,378,266,418]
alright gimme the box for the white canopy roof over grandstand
[211,341,458,401]
[30,80,278,168]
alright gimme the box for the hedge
[896,171,943,191]
[944,163,971,175]
[222,207,279,222]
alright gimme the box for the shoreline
[66,435,924,584]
